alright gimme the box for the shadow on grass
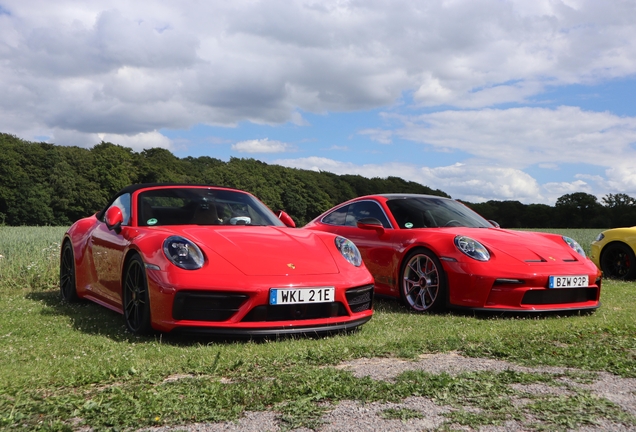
[373,295,597,320]
[450,307,597,320]
[26,290,364,346]
[373,295,456,317]
[26,290,136,342]
[27,289,592,349]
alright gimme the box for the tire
[123,254,153,335]
[60,241,79,302]
[600,243,636,280]
[400,249,447,312]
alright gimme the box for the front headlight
[594,233,604,242]
[454,235,490,261]
[563,236,586,257]
[335,236,362,267]
[163,236,205,270]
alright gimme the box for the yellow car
[590,227,636,280]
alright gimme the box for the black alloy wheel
[400,249,447,312]
[60,241,79,302]
[123,255,153,334]
[600,243,636,280]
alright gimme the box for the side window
[321,204,350,226]
[386,200,431,228]
[346,201,391,228]
[108,193,131,226]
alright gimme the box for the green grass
[0,226,65,291]
[380,407,424,421]
[1,227,635,431]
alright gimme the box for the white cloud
[274,157,548,204]
[232,138,292,153]
[1,0,636,143]
[346,106,636,203]
[274,147,636,205]
[1,0,636,205]
[329,145,349,151]
[49,129,172,151]
[605,164,636,193]
[417,163,543,203]
[391,106,636,169]
[542,180,593,203]
[99,131,173,151]
[358,129,393,144]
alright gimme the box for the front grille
[173,291,248,321]
[521,288,598,305]
[242,302,348,322]
[345,285,374,312]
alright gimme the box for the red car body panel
[304,194,602,312]
[63,184,374,335]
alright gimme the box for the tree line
[0,133,446,226]
[465,193,636,229]
[1,133,635,228]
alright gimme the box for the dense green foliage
[468,192,636,229]
[1,132,636,228]
[0,133,446,226]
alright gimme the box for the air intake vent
[345,285,374,312]
[494,278,525,285]
[173,292,248,321]
[521,288,597,305]
[242,303,348,322]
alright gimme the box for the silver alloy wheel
[402,252,440,311]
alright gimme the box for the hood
[450,228,582,263]
[177,226,340,276]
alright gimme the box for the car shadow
[449,307,597,320]
[27,290,362,346]
[373,295,455,316]
[28,290,143,343]
[373,296,596,319]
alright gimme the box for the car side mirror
[105,206,124,233]
[357,217,385,233]
[277,210,296,228]
[489,220,500,228]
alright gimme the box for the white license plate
[549,275,588,288]
[269,287,335,305]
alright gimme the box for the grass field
[0,226,635,431]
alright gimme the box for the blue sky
[1,0,636,205]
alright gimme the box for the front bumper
[170,316,373,337]
[442,259,602,312]
[145,268,374,333]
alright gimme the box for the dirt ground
[142,352,636,432]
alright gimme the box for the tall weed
[0,226,67,292]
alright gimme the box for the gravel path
[143,352,636,432]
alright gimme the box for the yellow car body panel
[590,227,636,279]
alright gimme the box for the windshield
[137,188,284,227]
[386,197,492,229]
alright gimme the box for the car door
[324,200,399,295]
[87,193,132,308]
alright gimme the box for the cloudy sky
[2,0,636,204]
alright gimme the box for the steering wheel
[444,220,462,227]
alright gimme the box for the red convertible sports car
[60,184,374,336]
[305,194,602,313]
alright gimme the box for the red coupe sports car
[60,184,374,336]
[304,194,602,313]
